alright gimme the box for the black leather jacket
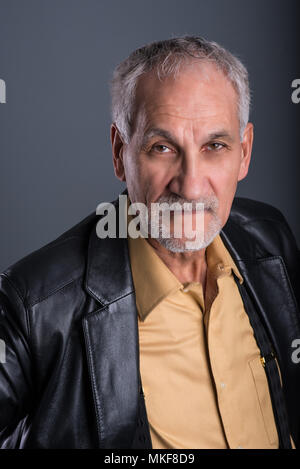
[0,194,299,449]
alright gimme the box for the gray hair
[110,36,250,143]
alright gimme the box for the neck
[146,237,208,288]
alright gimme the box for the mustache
[152,194,219,213]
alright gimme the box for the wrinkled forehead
[132,61,239,132]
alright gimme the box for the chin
[157,226,222,253]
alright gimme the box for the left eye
[206,143,226,151]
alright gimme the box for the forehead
[134,62,239,130]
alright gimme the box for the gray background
[0,0,299,272]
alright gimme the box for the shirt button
[220,382,226,389]
[236,446,243,449]
[182,287,189,293]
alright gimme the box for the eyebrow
[141,128,178,148]
[141,127,235,147]
[206,131,235,143]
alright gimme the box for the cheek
[211,168,237,196]
[123,148,147,187]
[123,152,165,203]
[123,151,145,203]
[137,156,173,199]
[211,161,240,218]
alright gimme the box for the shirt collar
[126,199,243,321]
[206,234,244,285]
[128,234,183,321]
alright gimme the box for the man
[0,36,299,449]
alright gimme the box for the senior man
[0,36,299,449]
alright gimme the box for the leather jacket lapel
[221,217,300,364]
[221,218,300,444]
[83,203,140,448]
[82,294,140,448]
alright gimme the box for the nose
[168,152,211,200]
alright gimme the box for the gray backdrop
[0,0,299,272]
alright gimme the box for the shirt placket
[205,266,242,449]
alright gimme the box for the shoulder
[230,197,292,228]
[229,197,299,252]
[0,211,97,308]
[229,196,300,310]
[230,197,298,246]
[229,196,299,285]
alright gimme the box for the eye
[206,142,227,151]
[152,144,173,154]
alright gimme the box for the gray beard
[150,211,222,252]
[143,194,222,253]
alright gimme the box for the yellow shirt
[128,231,295,449]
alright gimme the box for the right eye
[152,144,173,154]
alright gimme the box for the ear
[111,123,126,182]
[238,122,254,181]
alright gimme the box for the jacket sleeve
[0,273,33,437]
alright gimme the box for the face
[111,61,253,251]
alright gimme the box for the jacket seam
[237,217,296,241]
[1,273,31,339]
[0,274,34,390]
[277,257,300,319]
[17,235,84,261]
[234,256,282,264]
[82,319,104,445]
[1,273,25,303]
[26,274,84,308]
[84,289,135,319]
[250,256,282,264]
